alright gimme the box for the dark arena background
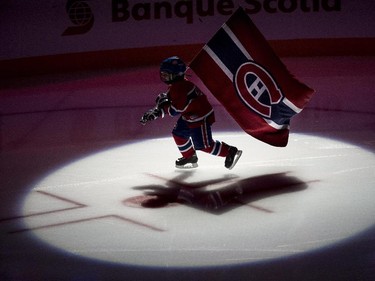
[1,1,374,281]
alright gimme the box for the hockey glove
[155,92,170,109]
[140,108,161,125]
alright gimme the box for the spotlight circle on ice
[21,133,375,267]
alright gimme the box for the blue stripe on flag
[270,102,298,125]
[207,28,249,75]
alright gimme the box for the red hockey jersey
[165,79,215,128]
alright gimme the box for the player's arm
[140,92,171,125]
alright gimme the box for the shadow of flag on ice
[189,7,315,147]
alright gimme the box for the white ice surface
[21,133,375,267]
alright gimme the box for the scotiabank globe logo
[62,0,94,36]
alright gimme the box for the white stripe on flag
[283,97,303,113]
[222,24,253,61]
[203,45,233,81]
[264,118,290,130]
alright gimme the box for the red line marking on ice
[9,215,165,234]
[247,203,274,213]
[36,190,86,207]
[145,173,194,189]
[4,191,165,234]
[234,199,274,213]
[0,190,86,222]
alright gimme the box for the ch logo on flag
[190,7,314,147]
[234,61,283,119]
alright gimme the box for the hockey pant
[172,117,230,159]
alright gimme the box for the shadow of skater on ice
[131,172,308,214]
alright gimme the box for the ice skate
[225,146,242,170]
[175,154,198,169]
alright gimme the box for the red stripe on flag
[191,49,289,147]
[190,7,314,147]
[226,8,314,110]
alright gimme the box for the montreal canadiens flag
[189,7,315,147]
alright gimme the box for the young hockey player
[140,56,242,169]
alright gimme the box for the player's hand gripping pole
[140,92,170,125]
[140,108,161,125]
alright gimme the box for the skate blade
[175,163,198,169]
[227,150,242,170]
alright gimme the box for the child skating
[140,56,242,169]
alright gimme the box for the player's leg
[191,121,242,169]
[172,117,198,168]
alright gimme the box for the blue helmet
[160,56,187,84]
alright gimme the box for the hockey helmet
[160,56,187,84]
